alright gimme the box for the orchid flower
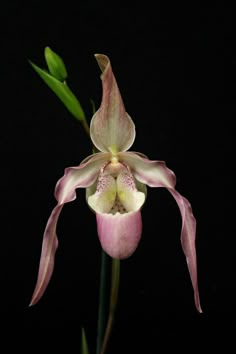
[30,54,202,313]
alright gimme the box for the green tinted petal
[88,174,116,213]
[116,173,145,212]
[90,54,136,152]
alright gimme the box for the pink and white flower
[30,54,202,313]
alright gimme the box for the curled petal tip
[94,54,111,82]
[94,54,110,71]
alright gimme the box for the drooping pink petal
[30,205,61,305]
[96,211,142,259]
[168,189,202,313]
[30,153,108,305]
[122,152,202,312]
[90,54,136,153]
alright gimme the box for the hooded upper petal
[90,54,136,153]
[30,153,108,305]
[121,152,202,312]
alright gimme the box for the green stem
[81,118,91,138]
[80,117,99,153]
[96,250,111,354]
[99,258,120,354]
[81,328,90,354]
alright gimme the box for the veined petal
[96,211,142,259]
[123,152,202,312]
[116,172,145,212]
[90,54,136,153]
[30,205,61,305]
[30,153,108,305]
[167,189,202,313]
[55,153,109,204]
[119,152,176,188]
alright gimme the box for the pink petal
[96,211,142,259]
[90,54,136,153]
[30,205,61,305]
[119,152,176,188]
[30,153,108,305]
[55,153,110,204]
[168,189,202,313]
[121,152,202,312]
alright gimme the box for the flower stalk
[96,250,111,354]
[99,258,120,354]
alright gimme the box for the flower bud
[44,46,67,81]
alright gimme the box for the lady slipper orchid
[30,54,202,313]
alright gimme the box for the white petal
[88,174,116,213]
[116,172,145,212]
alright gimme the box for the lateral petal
[119,152,176,188]
[168,189,202,313]
[30,153,107,305]
[55,153,109,204]
[30,205,61,305]
[121,152,202,312]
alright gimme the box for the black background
[1,1,235,352]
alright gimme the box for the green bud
[30,61,86,121]
[44,46,68,81]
